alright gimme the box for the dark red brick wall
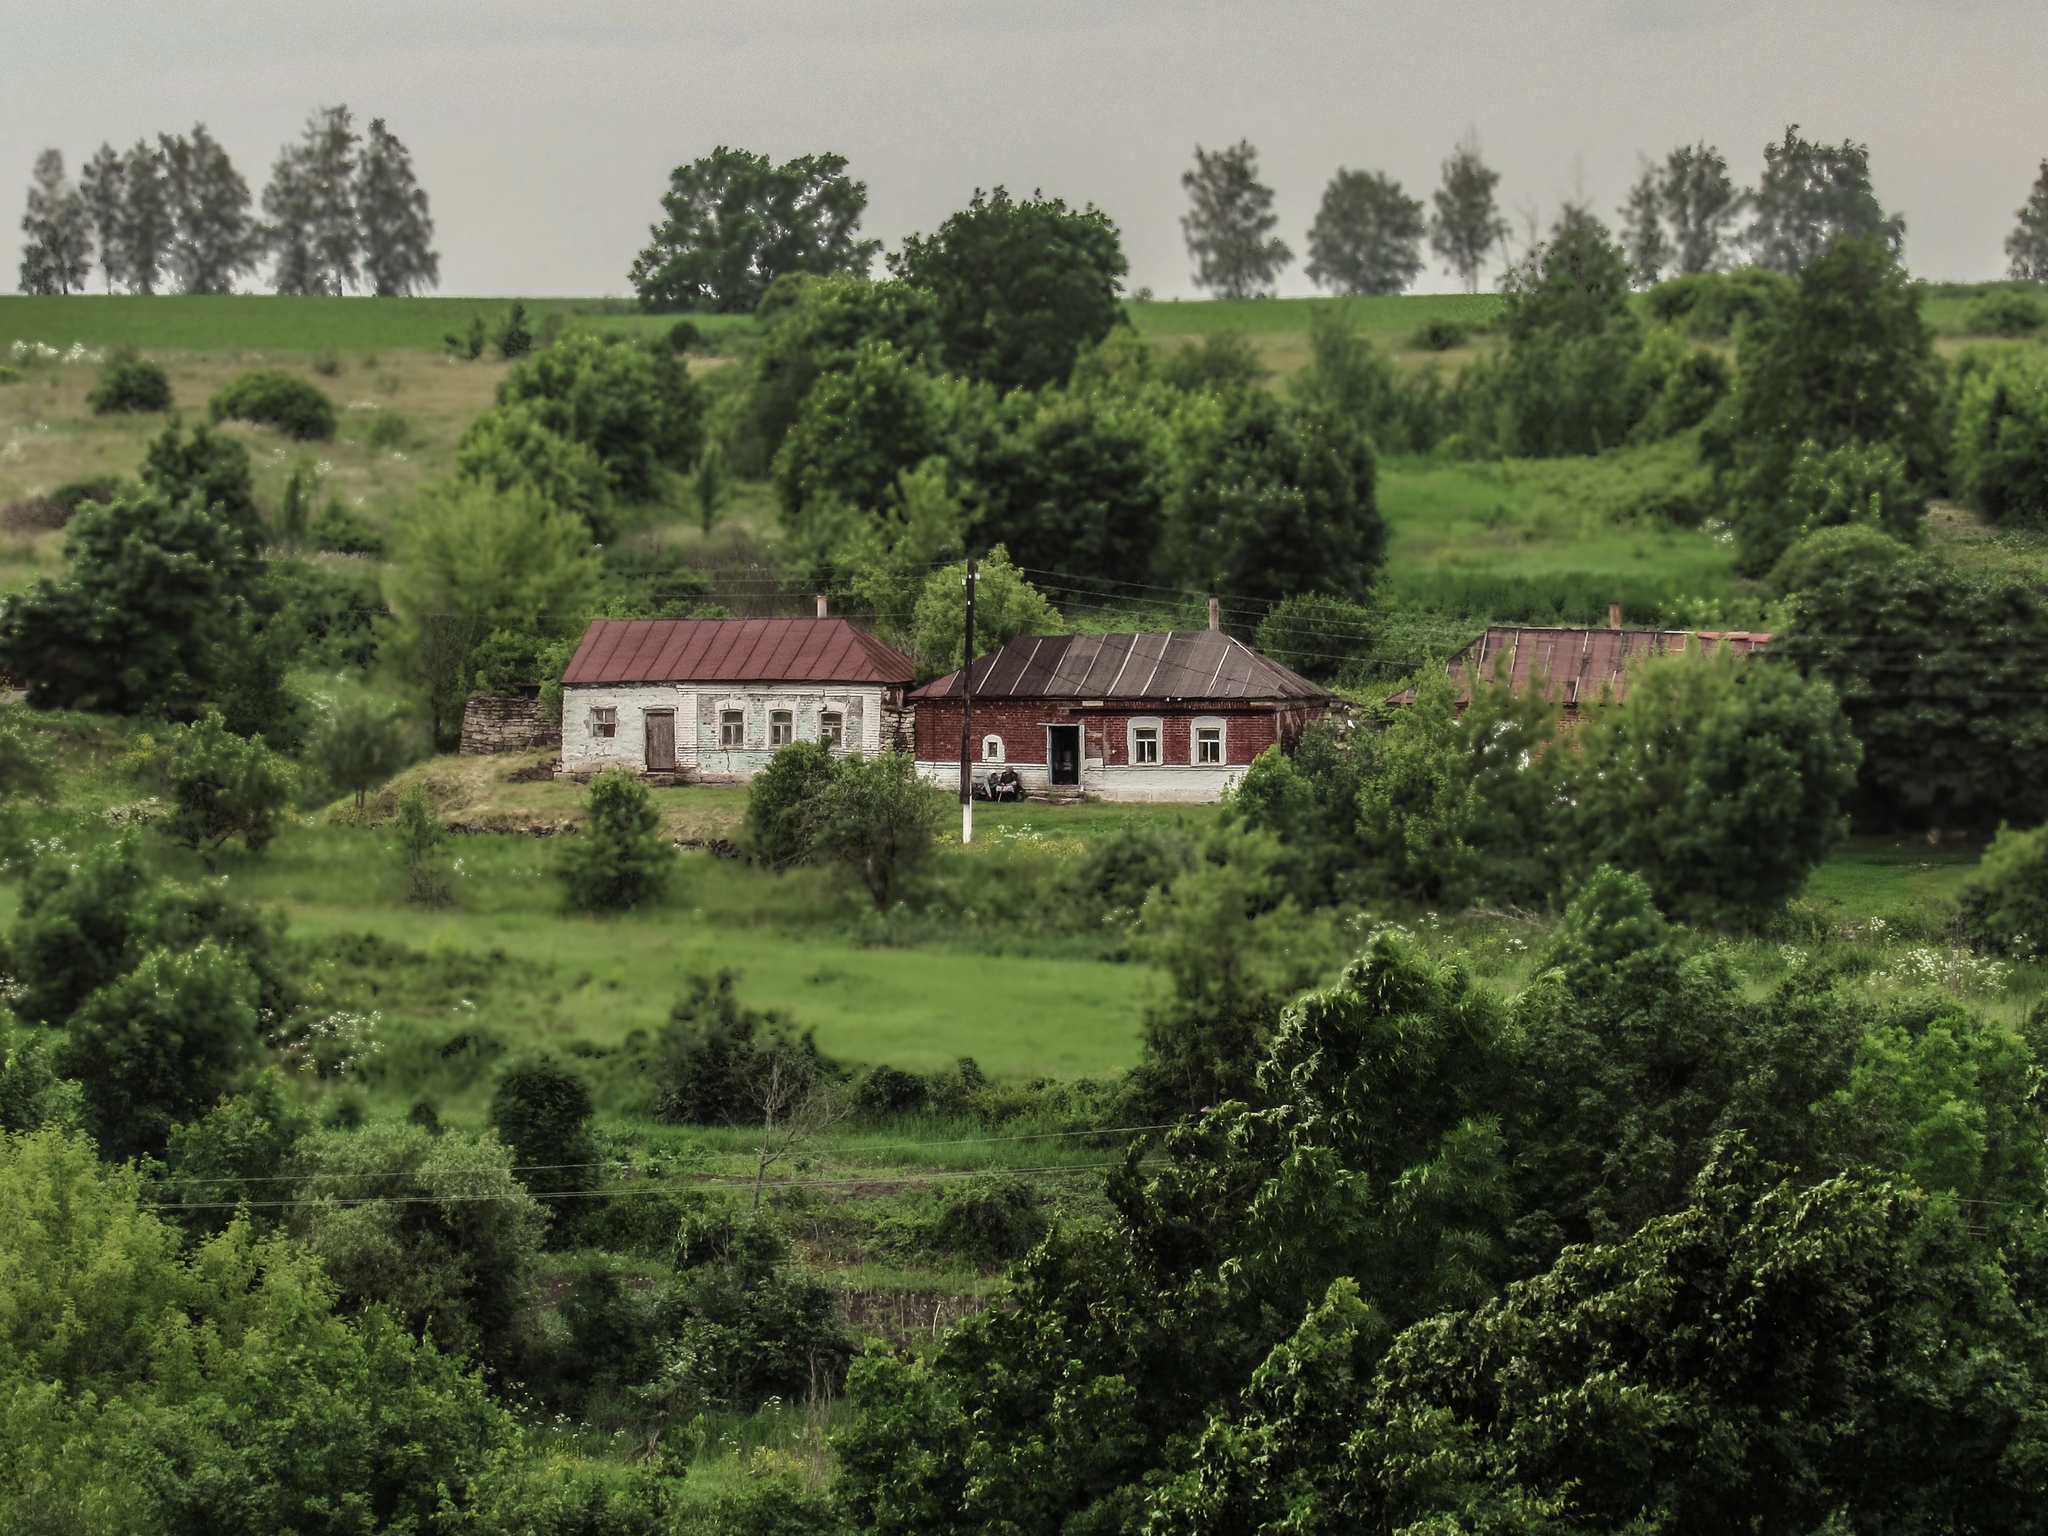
[914,700,1324,766]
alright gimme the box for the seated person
[991,765,1023,801]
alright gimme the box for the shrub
[396,784,449,905]
[495,302,534,360]
[366,408,410,449]
[670,1205,854,1410]
[1410,318,1468,350]
[140,420,261,543]
[932,1174,1046,1263]
[209,369,338,441]
[7,834,156,1025]
[810,752,944,910]
[668,318,703,353]
[856,1064,929,1117]
[1958,821,2048,957]
[558,768,674,912]
[57,941,261,1161]
[86,353,171,414]
[490,1057,599,1212]
[1953,349,2048,525]
[1780,438,1926,545]
[654,973,833,1125]
[51,475,122,512]
[1963,289,2046,337]
[162,712,295,865]
[1252,592,1377,683]
[745,738,839,869]
[308,498,386,556]
[1767,523,1915,596]
[1060,820,1200,921]
[313,693,414,809]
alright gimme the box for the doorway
[1047,724,1081,786]
[644,710,676,773]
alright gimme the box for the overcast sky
[8,0,2045,298]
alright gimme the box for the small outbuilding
[910,630,1331,803]
[559,618,914,781]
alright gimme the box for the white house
[558,618,914,781]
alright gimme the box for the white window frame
[719,709,745,749]
[1193,717,1225,765]
[769,709,794,747]
[588,705,617,740]
[819,710,845,748]
[1128,716,1162,766]
[981,734,1005,762]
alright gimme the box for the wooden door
[645,711,676,772]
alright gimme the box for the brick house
[559,618,913,781]
[910,630,1332,803]
[1392,620,1772,715]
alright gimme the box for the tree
[6,835,155,1026]
[631,146,880,313]
[910,546,1060,681]
[1251,591,1377,683]
[811,752,944,909]
[487,332,704,503]
[116,138,172,294]
[455,399,613,537]
[1662,141,1743,274]
[1158,392,1385,607]
[1181,141,1292,298]
[264,104,359,295]
[1572,648,1861,924]
[1618,162,1673,287]
[1429,132,1508,293]
[1748,125,1905,275]
[160,124,261,294]
[58,941,261,1161]
[490,1057,599,1210]
[78,143,126,292]
[162,712,295,866]
[1952,346,2048,525]
[395,784,449,905]
[356,117,438,296]
[891,186,1129,390]
[557,767,674,912]
[312,693,414,810]
[745,738,841,869]
[1958,820,2048,957]
[18,149,91,294]
[0,490,255,716]
[141,419,263,543]
[1722,235,1941,574]
[1776,553,2048,828]
[1305,168,1425,296]
[834,459,966,652]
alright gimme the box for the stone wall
[459,693,561,756]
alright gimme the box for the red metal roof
[910,631,1330,704]
[1390,625,1773,708]
[561,619,913,687]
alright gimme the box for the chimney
[1208,595,1220,632]
[1608,602,1622,631]
[816,594,828,619]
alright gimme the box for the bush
[668,319,703,353]
[856,1064,929,1117]
[495,302,534,360]
[669,1205,854,1410]
[313,694,414,810]
[86,353,171,414]
[558,768,674,912]
[1060,820,1200,922]
[1953,349,2048,525]
[745,739,839,870]
[932,1174,1046,1263]
[491,1057,599,1209]
[1958,821,2048,957]
[1410,318,1468,350]
[366,408,410,449]
[308,498,386,556]
[57,941,261,1161]
[810,752,944,910]
[493,332,703,503]
[1780,438,1926,546]
[1767,523,1915,596]
[1251,592,1377,683]
[654,973,833,1125]
[1963,289,2046,337]
[209,369,337,441]
[162,712,295,865]
[396,784,449,905]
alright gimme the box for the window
[588,706,617,740]
[820,711,844,747]
[720,710,745,748]
[770,709,794,747]
[1132,724,1160,764]
[1195,724,1223,764]
[982,734,1004,762]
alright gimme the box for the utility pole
[957,558,977,845]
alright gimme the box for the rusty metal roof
[1390,625,1773,708]
[910,631,1330,704]
[561,619,913,687]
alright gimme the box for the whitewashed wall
[914,759,1243,803]
[562,684,888,779]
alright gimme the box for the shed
[559,618,914,780]
[1391,623,1773,712]
[910,630,1332,803]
